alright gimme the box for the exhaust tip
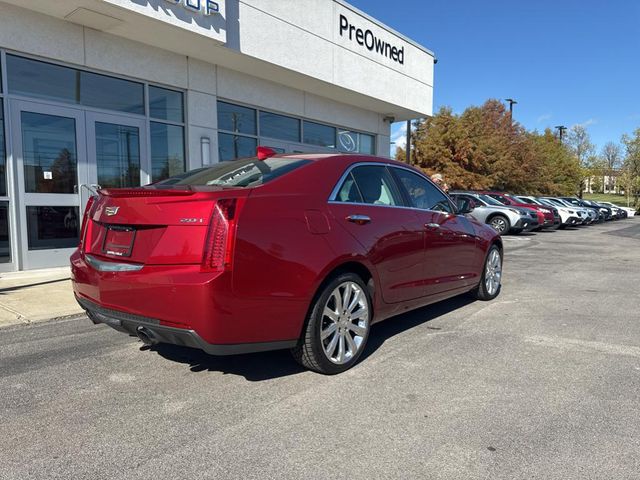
[136,326,158,346]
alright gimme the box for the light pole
[555,125,567,142]
[505,98,517,122]
[405,119,411,164]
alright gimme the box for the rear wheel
[488,215,510,235]
[291,273,371,374]
[473,245,503,301]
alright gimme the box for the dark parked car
[72,151,504,374]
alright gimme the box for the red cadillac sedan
[71,151,503,374]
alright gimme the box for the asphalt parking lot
[1,219,639,479]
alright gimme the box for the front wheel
[291,273,372,374]
[473,245,503,301]
[488,215,510,235]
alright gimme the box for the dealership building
[0,0,434,270]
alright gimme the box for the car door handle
[346,214,371,225]
[425,223,440,229]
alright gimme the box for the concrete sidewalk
[0,267,84,328]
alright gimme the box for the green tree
[621,128,640,208]
[529,129,581,195]
[601,141,622,192]
[566,125,595,197]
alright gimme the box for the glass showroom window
[338,130,376,154]
[217,101,376,160]
[217,102,258,161]
[259,111,300,142]
[0,98,6,196]
[218,101,256,135]
[149,86,185,182]
[7,55,145,115]
[303,121,336,148]
[0,97,10,263]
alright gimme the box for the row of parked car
[449,191,636,235]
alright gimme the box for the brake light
[257,146,277,160]
[201,199,243,272]
[79,196,96,250]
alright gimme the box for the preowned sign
[339,14,404,65]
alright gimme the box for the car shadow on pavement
[358,295,474,364]
[149,295,474,381]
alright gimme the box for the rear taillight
[201,199,243,272]
[79,196,96,250]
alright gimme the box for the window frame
[334,164,403,207]
[329,162,456,214]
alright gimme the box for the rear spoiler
[100,187,194,198]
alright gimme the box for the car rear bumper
[76,296,296,355]
[71,250,305,348]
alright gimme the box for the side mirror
[455,197,476,214]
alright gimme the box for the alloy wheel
[485,249,502,296]
[320,281,370,365]
[490,217,508,233]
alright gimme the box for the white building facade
[0,0,435,270]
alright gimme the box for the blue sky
[347,0,640,156]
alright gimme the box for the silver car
[450,192,539,235]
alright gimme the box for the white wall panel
[188,58,217,96]
[0,3,85,65]
[217,67,305,117]
[187,91,217,129]
[84,29,188,88]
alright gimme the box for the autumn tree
[411,106,487,189]
[408,100,581,195]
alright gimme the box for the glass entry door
[11,100,88,269]
[86,112,148,193]
[11,101,148,269]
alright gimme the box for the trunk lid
[83,187,248,265]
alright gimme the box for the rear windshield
[154,157,310,188]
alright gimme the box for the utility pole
[405,119,411,164]
[555,125,567,142]
[505,98,517,122]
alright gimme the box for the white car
[598,201,635,217]
[542,197,594,224]
[517,196,581,228]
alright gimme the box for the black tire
[291,273,372,375]
[488,215,510,235]
[472,245,503,301]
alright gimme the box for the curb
[0,312,87,330]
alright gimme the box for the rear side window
[154,157,310,188]
[391,168,454,213]
[488,194,508,205]
[335,165,402,206]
